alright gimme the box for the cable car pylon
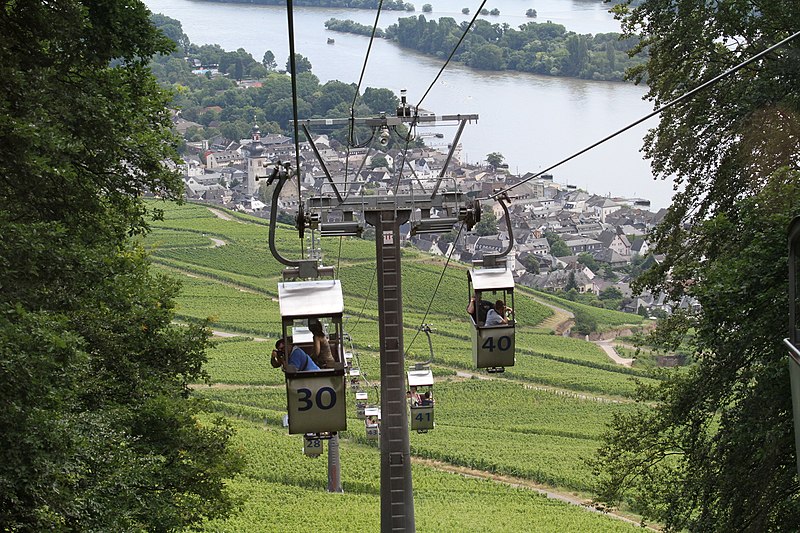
[283,100,478,532]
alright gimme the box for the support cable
[485,29,800,202]
[286,0,305,257]
[345,267,377,335]
[403,222,464,357]
[393,0,488,196]
[336,235,343,273]
[343,133,379,201]
[348,0,385,148]
[415,0,487,111]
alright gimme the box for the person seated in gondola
[484,300,512,326]
[420,391,434,406]
[366,415,379,427]
[308,319,336,368]
[407,387,421,406]
[270,338,320,371]
[467,296,495,325]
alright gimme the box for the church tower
[243,121,269,196]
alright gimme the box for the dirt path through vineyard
[412,458,656,530]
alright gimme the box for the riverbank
[326,15,646,82]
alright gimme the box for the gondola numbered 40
[467,264,516,372]
[278,278,347,435]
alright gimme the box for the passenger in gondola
[270,338,320,371]
[420,391,434,406]
[407,387,421,406]
[467,296,495,325]
[308,319,336,368]
[366,415,379,427]
[484,300,512,326]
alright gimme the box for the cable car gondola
[467,262,516,373]
[407,363,434,433]
[355,390,369,419]
[364,406,381,440]
[303,433,323,458]
[278,278,348,436]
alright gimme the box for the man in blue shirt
[270,338,320,371]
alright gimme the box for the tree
[545,231,571,257]
[468,43,505,70]
[150,13,191,53]
[363,87,400,114]
[370,155,389,168]
[599,286,622,301]
[577,252,599,273]
[250,63,268,78]
[0,2,242,530]
[520,254,540,274]
[422,3,432,12]
[593,0,800,529]
[486,152,505,168]
[563,272,578,292]
[563,34,589,76]
[286,53,312,73]
[526,8,537,18]
[489,8,500,15]
[462,7,469,14]
[479,8,489,15]
[474,206,498,236]
[262,49,277,70]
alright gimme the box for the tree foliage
[593,0,800,529]
[0,2,242,530]
[474,206,498,236]
[486,152,505,167]
[149,16,403,143]
[545,231,571,257]
[345,15,647,80]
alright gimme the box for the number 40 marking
[481,335,511,352]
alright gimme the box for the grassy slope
[143,201,655,530]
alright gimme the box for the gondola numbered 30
[277,277,347,436]
[467,264,516,372]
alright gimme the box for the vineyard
[196,419,640,532]
[143,201,660,530]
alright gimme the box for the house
[184,177,209,198]
[597,228,632,256]
[473,237,506,256]
[562,236,603,254]
[519,269,596,293]
[588,196,622,223]
[631,237,651,256]
[592,248,629,267]
[206,150,244,169]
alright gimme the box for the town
[173,116,694,319]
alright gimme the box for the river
[145,0,676,209]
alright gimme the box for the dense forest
[198,0,415,10]
[326,16,646,81]
[150,15,411,149]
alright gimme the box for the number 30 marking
[297,387,338,411]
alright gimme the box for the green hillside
[142,200,657,530]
